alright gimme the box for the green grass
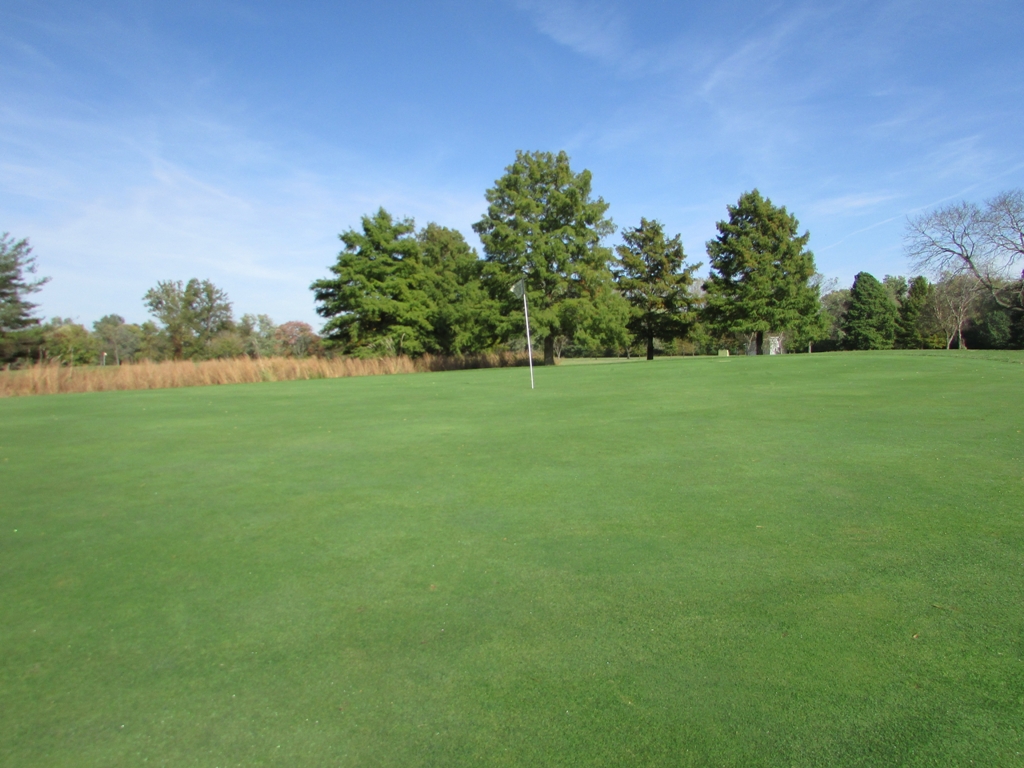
[1,351,1022,766]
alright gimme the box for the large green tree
[418,223,498,355]
[703,190,819,354]
[843,272,897,350]
[311,209,433,357]
[1,233,49,362]
[612,218,700,359]
[311,211,496,357]
[473,150,627,364]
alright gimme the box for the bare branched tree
[906,189,1024,309]
[928,272,982,349]
[810,272,839,296]
[981,189,1024,273]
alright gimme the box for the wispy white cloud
[698,9,814,97]
[5,0,1023,324]
[814,182,996,261]
[0,32,60,74]
[512,0,695,77]
[514,0,627,65]
[5,110,488,327]
[806,192,900,217]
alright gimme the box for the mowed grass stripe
[1,352,1022,766]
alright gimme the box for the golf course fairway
[1,351,1022,766]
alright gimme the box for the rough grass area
[0,351,531,397]
[1,351,1022,766]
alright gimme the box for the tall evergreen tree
[311,209,434,357]
[895,276,931,349]
[612,218,700,359]
[703,190,819,354]
[843,272,897,350]
[0,233,49,362]
[313,212,502,357]
[418,224,498,355]
[473,150,627,364]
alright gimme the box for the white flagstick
[523,289,534,389]
[511,279,534,389]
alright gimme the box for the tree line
[0,251,321,365]
[815,190,1024,351]
[309,152,1023,359]
[3,152,1022,366]
[310,152,824,362]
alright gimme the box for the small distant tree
[238,314,279,358]
[1,233,50,362]
[818,288,851,350]
[207,332,246,359]
[964,290,1016,349]
[143,281,190,358]
[894,276,932,349]
[703,190,820,354]
[685,317,719,356]
[143,279,233,359]
[929,272,981,349]
[843,272,896,350]
[189,281,234,355]
[137,321,167,361]
[612,218,700,359]
[93,315,142,364]
[43,319,98,365]
[788,273,834,352]
[882,275,908,308]
[276,321,322,357]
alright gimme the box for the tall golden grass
[0,351,534,397]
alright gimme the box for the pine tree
[843,272,897,350]
[895,276,931,349]
[0,233,50,362]
[613,218,700,359]
[703,190,819,354]
[311,209,434,357]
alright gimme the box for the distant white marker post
[511,278,534,389]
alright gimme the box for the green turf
[1,352,1022,766]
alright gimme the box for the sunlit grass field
[1,351,1022,766]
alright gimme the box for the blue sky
[3,0,1022,328]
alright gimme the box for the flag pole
[523,290,534,389]
[511,278,534,389]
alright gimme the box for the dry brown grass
[0,351,534,397]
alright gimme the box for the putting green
[1,351,1022,766]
